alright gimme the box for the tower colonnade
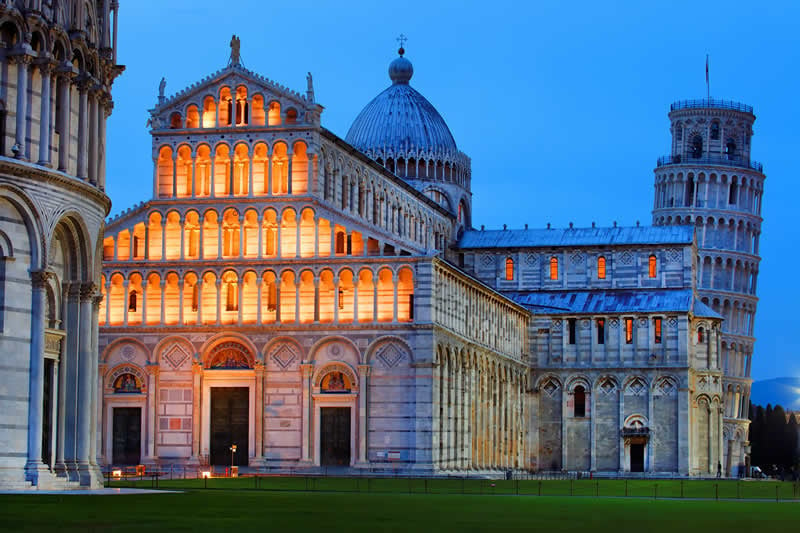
[653,99,765,477]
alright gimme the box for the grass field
[2,487,800,532]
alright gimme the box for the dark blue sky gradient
[105,0,799,381]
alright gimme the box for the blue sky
[106,0,800,381]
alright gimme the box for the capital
[300,363,314,378]
[30,270,53,287]
[357,364,371,377]
[80,282,98,300]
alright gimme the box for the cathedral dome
[346,50,458,156]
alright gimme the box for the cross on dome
[396,33,407,56]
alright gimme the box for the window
[573,386,586,417]
[685,176,694,207]
[338,288,344,310]
[597,256,606,279]
[725,139,736,159]
[549,256,558,280]
[408,294,415,320]
[191,285,198,312]
[596,318,605,344]
[568,318,576,345]
[648,255,657,278]
[505,257,514,280]
[267,282,277,311]
[128,291,137,312]
[697,327,705,343]
[625,318,634,344]
[654,317,662,344]
[226,282,238,311]
[690,135,703,158]
[676,124,682,141]
[710,122,720,140]
[728,178,738,205]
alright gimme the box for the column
[159,281,166,324]
[179,217,186,259]
[145,365,159,461]
[14,55,30,159]
[196,281,203,324]
[257,220,263,259]
[104,281,111,325]
[76,284,95,475]
[37,65,52,166]
[76,78,89,179]
[178,281,184,325]
[190,150,197,198]
[266,153,273,196]
[237,281,243,325]
[254,362,265,462]
[25,272,50,482]
[313,280,320,323]
[238,217,245,258]
[172,154,178,197]
[392,281,398,322]
[333,280,339,323]
[90,293,102,466]
[97,101,108,190]
[357,365,370,465]
[287,155,293,194]
[256,280,263,324]
[300,364,313,462]
[57,71,71,171]
[217,224,223,259]
[160,222,166,261]
[190,361,202,463]
[198,220,205,259]
[295,281,301,324]
[87,90,98,185]
[247,157,254,197]
[122,280,129,325]
[216,279,222,324]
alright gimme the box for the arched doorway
[201,340,255,467]
[313,363,358,467]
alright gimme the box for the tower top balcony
[670,99,753,114]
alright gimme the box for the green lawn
[3,478,800,532]
[1,489,799,532]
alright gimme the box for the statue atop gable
[229,34,241,66]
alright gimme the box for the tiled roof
[458,225,694,249]
[503,288,721,318]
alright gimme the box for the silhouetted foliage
[749,402,799,476]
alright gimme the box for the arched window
[648,255,657,278]
[728,178,738,205]
[690,135,703,158]
[685,175,694,206]
[597,256,606,279]
[574,386,586,417]
[710,122,720,140]
[725,139,736,160]
[675,124,682,141]
[697,327,705,343]
[549,256,558,280]
[128,291,137,312]
[505,257,514,280]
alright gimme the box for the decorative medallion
[552,319,562,330]
[619,251,633,266]
[625,378,646,396]
[599,379,617,395]
[657,378,676,397]
[581,319,591,329]
[329,343,342,357]
[668,248,682,263]
[525,254,537,266]
[668,317,678,328]
[481,254,493,267]
[120,344,136,361]
[571,252,584,265]
[638,318,648,327]
[609,318,619,329]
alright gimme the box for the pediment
[148,64,321,130]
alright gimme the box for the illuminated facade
[0,2,122,489]
[98,40,762,477]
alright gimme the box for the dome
[345,50,458,156]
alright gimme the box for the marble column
[13,55,30,159]
[76,78,89,179]
[25,271,50,483]
[357,364,370,465]
[37,64,52,166]
[190,361,202,464]
[254,362,265,463]
[300,363,313,462]
[145,365,159,461]
[76,284,95,482]
[56,70,71,171]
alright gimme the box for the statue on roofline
[230,34,241,65]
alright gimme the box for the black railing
[671,99,753,113]
[656,154,763,172]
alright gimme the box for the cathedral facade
[97,40,762,477]
[0,2,122,489]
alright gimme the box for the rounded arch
[152,335,195,367]
[365,335,414,365]
[199,332,258,366]
[101,337,150,364]
[312,361,358,391]
[308,335,361,363]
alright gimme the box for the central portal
[210,387,249,466]
[320,407,351,466]
[630,442,645,472]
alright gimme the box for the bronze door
[112,407,141,465]
[320,407,351,466]
[210,387,249,466]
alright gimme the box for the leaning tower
[652,99,765,477]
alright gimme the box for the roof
[345,53,458,156]
[503,289,721,318]
[458,225,694,249]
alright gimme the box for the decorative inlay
[270,344,298,370]
[668,317,678,328]
[552,319,562,330]
[570,252,583,265]
[638,318,648,327]
[609,318,619,329]
[162,343,191,370]
[656,378,676,397]
[542,380,559,397]
[599,379,617,395]
[525,254,537,266]
[581,319,590,329]
[668,248,682,263]
[481,254,493,267]
[625,377,646,396]
[619,251,633,265]
[376,343,406,369]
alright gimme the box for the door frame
[109,405,144,465]
[313,393,357,467]
[201,371,255,464]
[105,397,146,466]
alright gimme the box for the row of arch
[99,266,415,327]
[697,255,759,297]
[723,383,751,420]
[718,339,753,381]
[434,343,528,471]
[318,144,457,247]
[374,154,469,188]
[104,206,404,262]
[155,140,310,198]
[654,171,763,216]
[656,215,761,257]
[673,118,751,158]
[503,254,660,281]
[165,85,302,129]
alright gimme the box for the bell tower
[652,99,765,477]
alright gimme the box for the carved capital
[146,364,160,377]
[357,364,371,377]
[80,282,97,300]
[30,270,53,288]
[300,363,314,378]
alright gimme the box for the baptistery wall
[0,0,122,489]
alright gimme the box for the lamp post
[230,444,237,475]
